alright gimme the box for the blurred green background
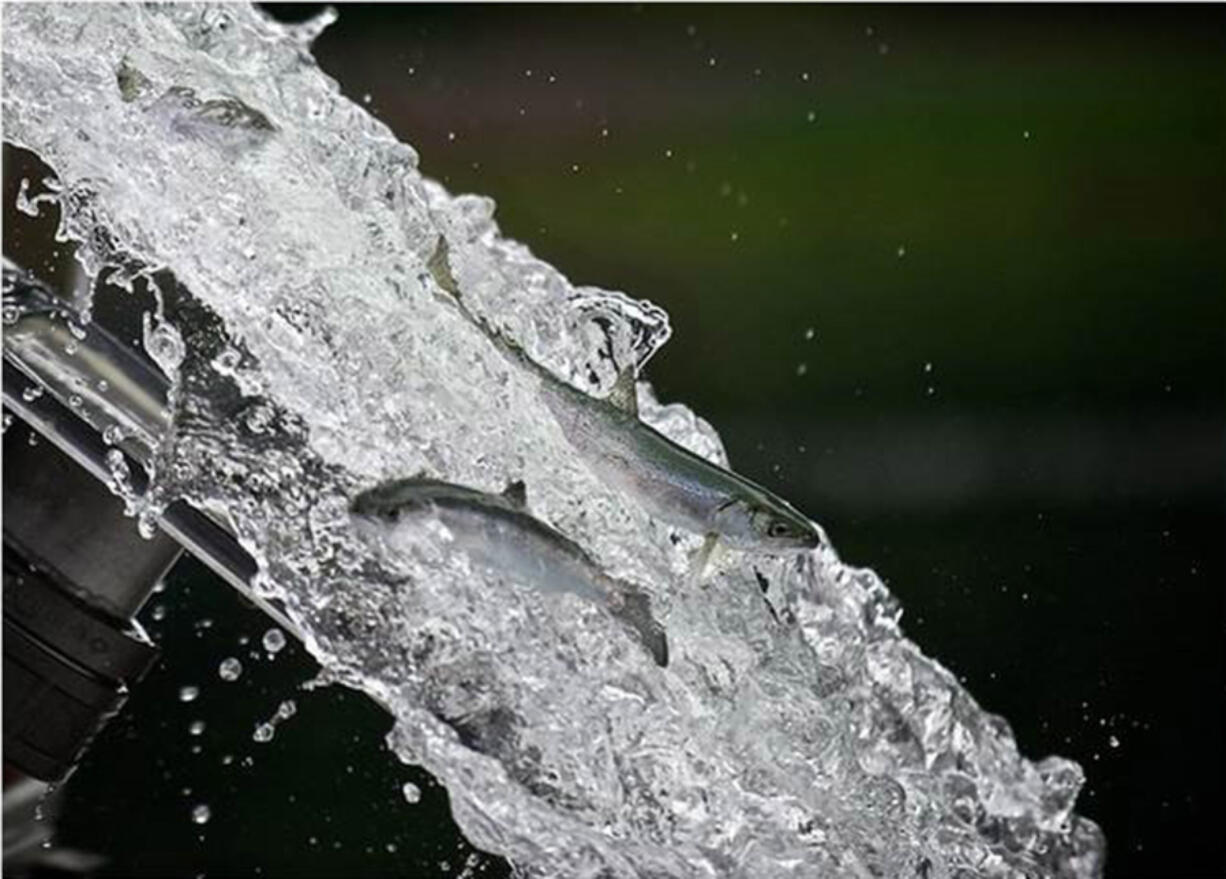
[19,3,1223,878]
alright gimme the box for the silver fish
[428,239,820,554]
[351,477,669,667]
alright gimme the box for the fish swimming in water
[351,477,669,667]
[427,238,820,563]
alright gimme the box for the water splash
[2,5,1104,877]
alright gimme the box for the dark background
[13,4,1222,878]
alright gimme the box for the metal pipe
[2,262,301,641]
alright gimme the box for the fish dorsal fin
[606,366,638,417]
[427,236,460,296]
[502,479,527,510]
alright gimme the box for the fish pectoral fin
[688,533,722,587]
[501,479,528,510]
[605,365,639,417]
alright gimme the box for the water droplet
[923,362,933,373]
[68,394,82,408]
[1109,735,1120,749]
[189,720,206,736]
[806,110,817,123]
[896,245,906,258]
[664,148,673,159]
[179,685,200,702]
[447,131,456,142]
[219,657,243,681]
[143,313,185,377]
[262,628,286,654]
[276,699,297,720]
[804,327,815,341]
[102,425,124,445]
[729,231,739,242]
[151,604,167,621]
[402,781,421,804]
[138,512,159,540]
[801,71,810,81]
[796,362,809,377]
[362,93,371,104]
[21,385,44,402]
[191,804,211,824]
[253,723,275,743]
[1023,130,1031,140]
[2,304,20,325]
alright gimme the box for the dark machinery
[2,260,294,788]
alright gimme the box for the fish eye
[768,520,791,538]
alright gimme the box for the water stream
[2,5,1105,876]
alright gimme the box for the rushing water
[2,5,1105,876]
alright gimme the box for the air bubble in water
[143,312,185,377]
[402,782,421,804]
[219,657,243,681]
[191,804,211,824]
[179,685,200,702]
[137,511,159,540]
[253,722,275,743]
[277,699,297,720]
[21,385,44,402]
[262,627,286,654]
[189,720,206,736]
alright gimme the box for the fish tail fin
[611,588,669,668]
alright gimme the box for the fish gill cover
[1,4,1105,877]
